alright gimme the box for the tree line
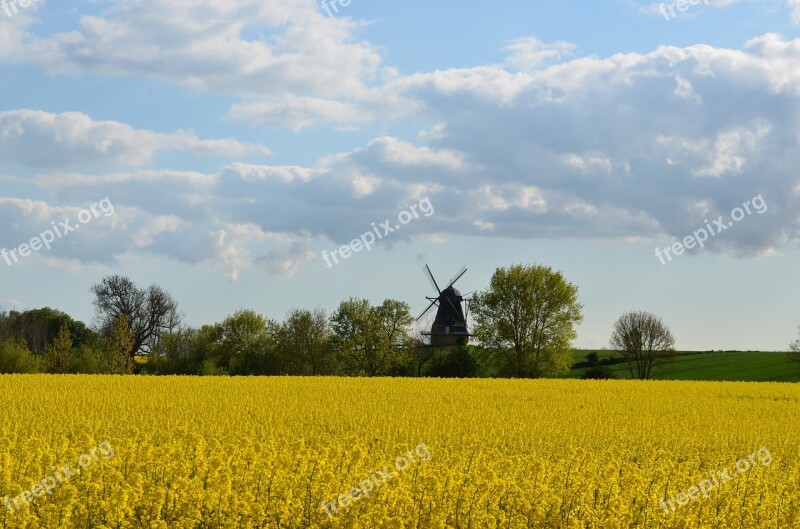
[2,264,797,378]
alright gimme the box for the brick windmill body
[417,265,470,347]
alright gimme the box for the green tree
[0,311,9,342]
[0,308,95,356]
[428,346,479,378]
[374,300,414,346]
[609,311,675,380]
[0,338,40,373]
[148,327,203,375]
[471,264,583,378]
[330,299,387,376]
[46,325,73,374]
[280,308,333,375]
[192,324,226,374]
[375,299,416,375]
[215,310,279,375]
[330,298,416,376]
[146,325,225,376]
[70,345,104,374]
[103,314,135,374]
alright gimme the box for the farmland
[566,350,800,382]
[1,375,798,528]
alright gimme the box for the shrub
[199,359,228,376]
[428,346,479,378]
[582,366,617,380]
[0,338,41,373]
[70,345,105,374]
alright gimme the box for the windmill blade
[416,298,439,321]
[424,264,441,293]
[445,266,467,289]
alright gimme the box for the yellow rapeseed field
[1,376,798,528]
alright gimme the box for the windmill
[417,265,470,347]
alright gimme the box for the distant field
[566,350,800,382]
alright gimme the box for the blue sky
[1,0,799,351]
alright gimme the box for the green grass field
[566,350,800,382]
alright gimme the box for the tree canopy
[609,311,676,380]
[90,275,181,356]
[471,264,583,378]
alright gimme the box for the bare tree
[91,275,181,357]
[789,325,800,361]
[610,311,675,380]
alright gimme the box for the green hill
[565,350,800,382]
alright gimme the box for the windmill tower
[417,265,470,347]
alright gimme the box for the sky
[1,0,799,351]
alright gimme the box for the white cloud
[473,219,494,231]
[674,75,703,103]
[211,229,246,283]
[503,37,576,71]
[255,243,316,277]
[657,124,770,177]
[10,0,382,98]
[365,137,466,171]
[227,96,371,131]
[516,187,548,211]
[6,29,800,274]
[0,110,269,168]
[224,163,313,183]
[565,154,615,175]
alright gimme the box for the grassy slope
[566,349,800,383]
